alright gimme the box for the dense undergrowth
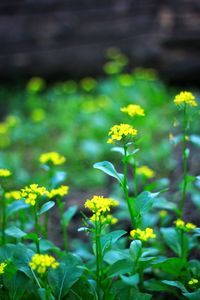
[0,49,200,299]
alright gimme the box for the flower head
[130,227,156,242]
[136,166,155,178]
[188,278,199,285]
[39,152,66,166]
[29,254,59,274]
[0,169,11,177]
[21,184,48,206]
[107,124,137,144]
[159,210,168,218]
[48,185,69,199]
[0,262,7,274]
[120,104,145,117]
[174,219,196,232]
[174,91,197,107]
[5,190,21,201]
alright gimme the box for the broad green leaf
[135,191,160,214]
[153,197,177,210]
[161,227,182,256]
[93,161,124,184]
[104,249,130,264]
[38,201,55,216]
[0,244,15,261]
[152,257,187,277]
[7,200,29,216]
[162,280,188,293]
[129,240,142,262]
[62,205,77,227]
[38,288,56,300]
[3,271,29,300]
[121,274,139,286]
[183,290,200,300]
[190,135,200,148]
[108,259,133,277]
[48,253,83,300]
[5,226,27,239]
[101,230,126,255]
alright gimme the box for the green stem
[123,144,135,227]
[95,219,103,299]
[2,195,6,245]
[33,205,40,253]
[133,155,138,197]
[179,104,188,217]
[58,199,68,251]
[44,211,49,239]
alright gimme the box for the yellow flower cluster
[85,195,118,223]
[188,278,199,285]
[39,152,66,166]
[5,190,21,200]
[21,184,48,206]
[0,262,7,274]
[120,104,145,117]
[48,185,69,198]
[174,91,197,107]
[136,166,155,178]
[29,254,59,274]
[159,210,168,218]
[0,169,11,177]
[130,228,156,241]
[107,124,137,144]
[174,219,196,232]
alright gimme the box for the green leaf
[7,200,29,216]
[190,135,200,148]
[153,197,177,210]
[161,227,182,256]
[38,201,55,216]
[129,240,142,262]
[162,280,188,293]
[37,288,56,300]
[101,230,126,255]
[93,161,124,185]
[0,244,15,261]
[135,191,160,214]
[5,226,27,239]
[3,271,29,300]
[104,249,130,264]
[183,290,200,300]
[48,253,83,300]
[62,205,77,227]
[52,171,67,186]
[152,257,187,276]
[108,259,133,277]
[121,274,139,286]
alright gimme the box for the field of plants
[0,50,200,299]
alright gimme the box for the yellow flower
[48,185,69,198]
[39,152,66,166]
[0,169,11,177]
[5,190,21,200]
[159,210,168,218]
[90,213,118,225]
[107,124,137,144]
[130,227,156,242]
[29,254,59,274]
[0,262,7,274]
[174,219,196,232]
[136,166,155,178]
[120,104,145,117]
[21,184,48,206]
[174,91,197,107]
[188,278,199,285]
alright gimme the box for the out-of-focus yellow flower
[174,219,196,232]
[136,166,155,178]
[188,278,199,285]
[159,210,168,218]
[174,91,197,107]
[120,104,145,117]
[31,108,46,122]
[21,184,48,206]
[48,185,69,199]
[130,228,156,242]
[0,262,7,274]
[118,74,134,87]
[0,169,12,177]
[39,152,66,166]
[107,124,137,144]
[80,77,97,92]
[5,190,21,200]
[5,115,19,128]
[29,254,59,274]
[27,77,46,93]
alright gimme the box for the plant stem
[33,205,40,253]
[179,104,188,217]
[123,144,135,227]
[133,155,138,197]
[58,199,68,251]
[2,194,6,245]
[95,219,102,299]
[44,211,49,239]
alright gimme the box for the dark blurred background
[0,0,200,83]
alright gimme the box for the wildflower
[120,104,145,117]
[0,262,7,274]
[5,190,21,200]
[85,195,118,222]
[29,254,59,274]
[90,213,118,225]
[159,210,168,218]
[136,166,155,178]
[39,152,66,166]
[130,227,156,242]
[27,77,46,93]
[174,219,196,232]
[188,278,198,285]
[107,124,137,144]
[21,184,48,206]
[48,185,69,199]
[174,91,197,107]
[0,169,11,177]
